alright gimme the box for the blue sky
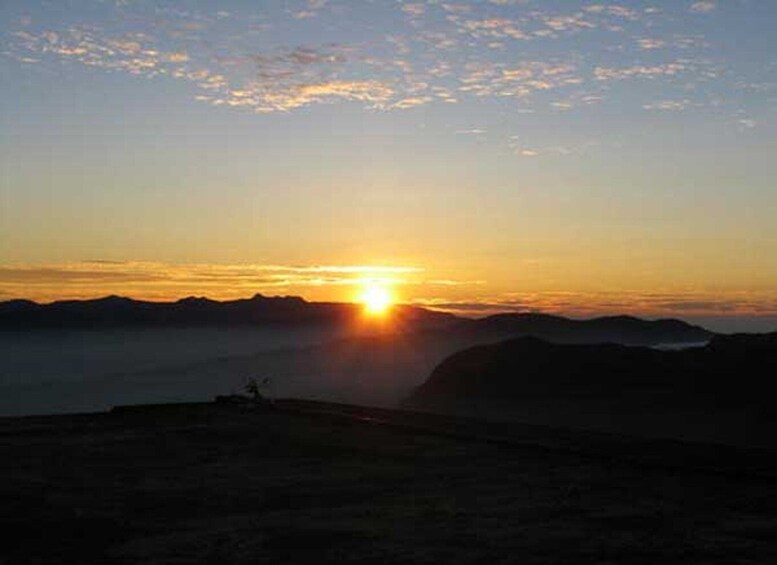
[1,0,776,327]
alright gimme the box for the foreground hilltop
[2,402,775,563]
[406,333,777,447]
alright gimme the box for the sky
[1,0,776,329]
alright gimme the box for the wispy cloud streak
[413,290,777,318]
[0,262,427,301]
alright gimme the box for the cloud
[412,300,533,313]
[2,0,733,118]
[637,38,666,50]
[260,80,396,112]
[582,5,639,20]
[8,27,187,78]
[457,61,581,100]
[642,99,692,111]
[457,18,530,40]
[540,14,596,32]
[392,96,433,109]
[422,279,486,286]
[507,135,600,158]
[737,118,756,129]
[401,3,426,18]
[0,262,428,301]
[595,62,687,81]
[293,0,329,19]
[414,290,777,318]
[271,46,348,66]
[0,266,166,284]
[690,1,716,14]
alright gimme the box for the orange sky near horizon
[1,260,775,322]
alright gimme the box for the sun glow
[359,283,393,316]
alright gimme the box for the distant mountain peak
[246,293,306,303]
[96,295,135,303]
[176,296,216,305]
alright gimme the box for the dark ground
[2,401,776,564]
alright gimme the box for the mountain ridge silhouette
[1,294,711,344]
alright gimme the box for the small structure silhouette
[215,376,273,408]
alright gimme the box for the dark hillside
[406,333,777,447]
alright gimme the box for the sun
[359,284,393,316]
